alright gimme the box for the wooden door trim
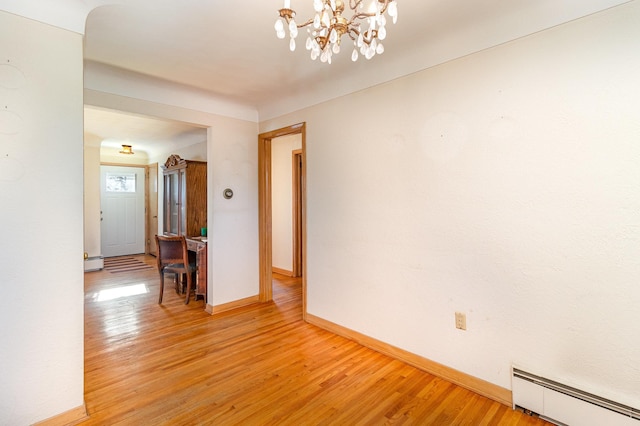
[292,149,303,278]
[258,123,306,317]
[147,163,159,256]
[258,134,272,302]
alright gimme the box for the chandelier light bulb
[313,0,323,12]
[351,47,359,62]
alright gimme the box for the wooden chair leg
[174,273,181,294]
[158,271,165,304]
[184,271,192,304]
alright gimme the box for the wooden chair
[155,235,196,304]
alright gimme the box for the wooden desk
[186,237,207,301]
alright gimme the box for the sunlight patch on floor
[93,283,149,302]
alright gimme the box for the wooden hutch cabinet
[162,154,208,301]
[162,154,207,237]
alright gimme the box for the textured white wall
[208,121,260,304]
[150,140,207,166]
[84,135,102,258]
[84,61,257,122]
[261,2,640,409]
[272,134,302,272]
[0,11,85,424]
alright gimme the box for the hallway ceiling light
[275,0,398,64]
[119,144,134,155]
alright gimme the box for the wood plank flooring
[82,255,550,425]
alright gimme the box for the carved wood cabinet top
[164,154,186,169]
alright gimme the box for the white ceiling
[7,0,627,156]
[84,107,207,157]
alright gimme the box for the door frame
[292,149,303,278]
[258,123,306,317]
[147,163,159,256]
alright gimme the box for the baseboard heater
[84,256,104,272]
[512,368,638,426]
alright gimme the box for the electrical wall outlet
[455,312,466,330]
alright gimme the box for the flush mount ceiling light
[119,144,134,155]
[275,0,398,64]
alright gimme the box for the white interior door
[100,165,146,257]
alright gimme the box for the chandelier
[275,0,398,64]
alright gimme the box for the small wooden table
[186,237,207,302]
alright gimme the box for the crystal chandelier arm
[346,26,361,41]
[315,35,330,50]
[350,0,390,22]
[347,25,377,46]
[296,18,316,28]
[277,8,294,23]
[277,8,317,28]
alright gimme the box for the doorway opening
[258,123,307,317]
[271,135,303,278]
[84,106,208,262]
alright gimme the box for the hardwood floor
[82,255,550,425]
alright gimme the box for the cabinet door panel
[165,172,180,235]
[162,156,206,237]
[180,169,187,235]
